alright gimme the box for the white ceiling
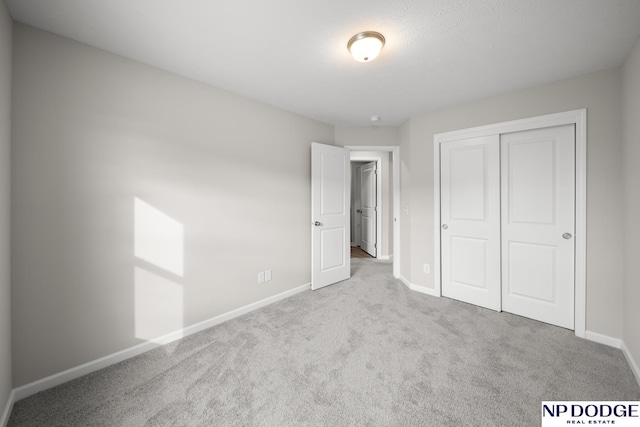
[6,0,640,126]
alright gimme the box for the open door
[311,143,351,290]
[360,161,377,257]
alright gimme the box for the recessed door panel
[320,154,346,216]
[507,139,555,225]
[505,241,557,303]
[450,147,487,221]
[441,135,501,311]
[450,236,488,290]
[320,228,345,271]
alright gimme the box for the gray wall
[622,36,640,375]
[0,0,12,417]
[11,24,333,387]
[335,126,399,147]
[402,68,625,339]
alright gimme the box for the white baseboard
[622,342,640,387]
[12,283,311,402]
[398,275,412,290]
[585,330,622,349]
[1,390,15,427]
[398,275,440,297]
[378,255,392,261]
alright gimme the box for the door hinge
[374,243,377,248]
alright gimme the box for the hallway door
[360,161,377,257]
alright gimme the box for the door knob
[314,221,322,226]
[442,224,448,229]
[562,233,572,240]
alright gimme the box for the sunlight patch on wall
[134,267,183,341]
[134,197,184,276]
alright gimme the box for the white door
[501,125,575,329]
[360,161,377,257]
[441,136,501,311]
[311,143,351,290]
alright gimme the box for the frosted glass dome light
[348,31,385,63]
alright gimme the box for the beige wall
[0,0,12,418]
[335,126,399,147]
[402,68,624,338]
[10,24,333,387]
[622,36,640,376]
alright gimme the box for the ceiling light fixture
[348,31,385,63]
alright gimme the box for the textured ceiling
[6,0,640,126]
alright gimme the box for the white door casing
[311,143,351,290]
[440,135,501,311]
[360,161,377,257]
[501,125,575,329]
[434,110,586,337]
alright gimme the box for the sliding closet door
[441,136,501,311]
[500,125,575,329]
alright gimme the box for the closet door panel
[501,125,575,329]
[441,135,501,311]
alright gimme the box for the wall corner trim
[398,276,440,297]
[11,283,311,403]
[621,342,640,387]
[585,330,622,349]
[0,390,15,427]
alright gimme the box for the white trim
[622,342,640,387]
[345,146,401,278]
[12,283,311,402]
[398,275,440,297]
[378,254,392,261]
[585,331,622,349]
[1,390,15,427]
[398,275,412,290]
[433,109,587,338]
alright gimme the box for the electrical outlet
[258,271,265,284]
[265,270,272,281]
[423,263,430,274]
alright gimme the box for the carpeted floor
[8,259,640,426]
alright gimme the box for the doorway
[351,160,378,258]
[346,146,400,276]
[311,144,401,289]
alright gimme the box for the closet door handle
[442,224,449,230]
[562,233,572,240]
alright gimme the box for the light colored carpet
[9,259,640,426]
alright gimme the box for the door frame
[433,109,587,338]
[346,146,401,278]
[350,157,381,258]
